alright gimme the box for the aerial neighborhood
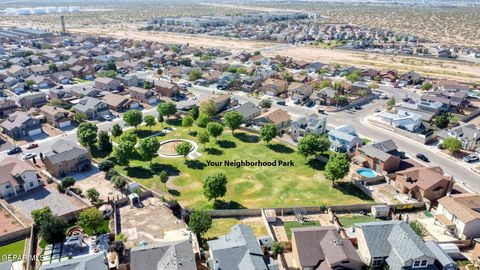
[0,8,480,270]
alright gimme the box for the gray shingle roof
[130,240,196,270]
[45,139,89,165]
[208,224,271,270]
[38,253,107,270]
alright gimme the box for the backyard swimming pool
[357,168,377,178]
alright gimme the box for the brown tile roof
[438,193,480,223]
[256,108,290,125]
[0,157,36,186]
[102,93,129,107]
[395,166,453,191]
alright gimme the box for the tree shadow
[212,200,247,210]
[150,163,181,176]
[204,147,224,156]
[186,160,207,170]
[268,143,294,154]
[336,182,374,201]
[90,146,111,159]
[125,166,154,179]
[168,189,181,197]
[166,118,181,126]
[217,140,236,149]
[307,159,326,171]
[234,132,259,143]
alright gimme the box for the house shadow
[307,159,326,171]
[234,132,259,143]
[168,189,181,197]
[268,143,294,154]
[186,160,207,170]
[125,166,154,179]
[204,147,223,156]
[212,200,246,210]
[217,140,236,149]
[6,186,51,203]
[335,182,373,201]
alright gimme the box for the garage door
[130,102,140,109]
[28,128,42,136]
[148,98,157,104]
[59,121,71,129]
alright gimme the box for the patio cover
[435,214,455,229]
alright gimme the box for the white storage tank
[32,8,47,14]
[69,6,80,13]
[57,7,70,13]
[5,8,17,15]
[17,8,32,15]
[46,7,58,13]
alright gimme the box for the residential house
[398,100,443,122]
[232,102,261,123]
[154,80,180,97]
[29,65,51,75]
[94,77,121,91]
[40,105,72,129]
[361,68,379,80]
[355,221,436,269]
[402,71,422,85]
[203,70,223,84]
[25,75,52,89]
[288,82,313,102]
[387,166,454,203]
[354,140,402,173]
[6,65,29,79]
[116,74,138,87]
[424,241,457,270]
[0,158,40,199]
[350,82,371,95]
[0,111,42,139]
[241,75,263,92]
[291,226,364,270]
[262,78,288,97]
[291,114,327,141]
[68,85,100,98]
[380,110,422,132]
[72,97,109,119]
[17,92,48,109]
[51,71,74,84]
[0,98,18,116]
[328,124,363,153]
[38,253,107,270]
[253,108,291,131]
[130,240,196,270]
[207,224,278,270]
[204,95,232,114]
[102,93,139,112]
[43,139,92,178]
[129,86,158,105]
[438,124,480,151]
[317,87,338,106]
[437,193,480,239]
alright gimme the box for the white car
[373,108,381,113]
[102,114,112,121]
[22,153,36,160]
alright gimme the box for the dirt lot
[0,208,25,236]
[119,196,186,248]
[74,172,123,202]
[266,46,480,83]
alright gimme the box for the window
[413,260,428,268]
[5,185,11,189]
[372,257,384,267]
[30,182,34,187]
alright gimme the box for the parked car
[22,153,37,160]
[276,100,286,106]
[416,153,429,162]
[463,154,479,163]
[380,94,389,99]
[7,147,22,155]
[56,85,64,89]
[26,143,38,149]
[101,114,112,121]
[373,108,381,113]
[354,105,362,110]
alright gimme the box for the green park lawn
[114,121,373,210]
[0,239,25,262]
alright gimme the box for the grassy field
[0,239,25,262]
[114,121,372,209]
[204,218,268,240]
[283,221,321,240]
[338,214,380,228]
[79,219,110,236]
